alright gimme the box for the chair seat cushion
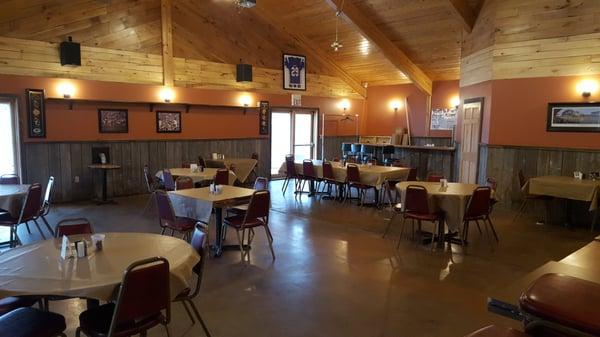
[465,325,529,337]
[79,303,163,337]
[404,211,441,221]
[519,273,600,335]
[0,307,66,337]
[229,204,249,215]
[0,296,39,316]
[224,215,264,228]
[163,217,196,232]
[0,212,17,225]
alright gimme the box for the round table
[0,184,30,217]
[0,232,200,301]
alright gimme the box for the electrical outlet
[74,176,80,183]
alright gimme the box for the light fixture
[577,79,598,98]
[57,82,75,99]
[389,99,403,112]
[331,8,343,52]
[159,87,175,103]
[234,0,256,9]
[359,38,370,56]
[338,99,350,112]
[239,94,252,107]
[450,95,460,108]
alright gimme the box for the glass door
[270,109,317,176]
[0,101,18,177]
[271,112,292,175]
[293,112,314,161]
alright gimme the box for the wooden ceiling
[0,0,483,92]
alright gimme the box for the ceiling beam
[324,0,432,95]
[445,0,477,33]
[160,0,174,86]
[253,7,367,97]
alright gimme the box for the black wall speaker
[60,37,81,66]
[236,64,252,82]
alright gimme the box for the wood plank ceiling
[0,0,482,91]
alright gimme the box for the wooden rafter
[445,0,477,33]
[161,0,175,86]
[324,0,432,95]
[253,7,367,97]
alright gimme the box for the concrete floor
[3,180,595,337]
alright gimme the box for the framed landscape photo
[98,109,128,133]
[156,111,181,133]
[26,89,46,138]
[547,102,600,132]
[283,53,306,91]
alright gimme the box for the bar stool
[360,144,375,163]
[350,143,362,162]
[341,143,352,160]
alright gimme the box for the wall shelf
[45,97,259,114]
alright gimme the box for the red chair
[214,168,229,185]
[0,174,19,185]
[396,185,442,250]
[228,177,269,215]
[462,186,498,245]
[54,218,94,237]
[154,190,197,241]
[35,176,56,239]
[173,227,212,337]
[142,165,160,214]
[299,159,321,194]
[464,325,529,337]
[344,164,376,206]
[175,176,194,190]
[321,161,343,200]
[162,169,176,191]
[224,190,274,262]
[248,152,259,182]
[0,307,66,337]
[427,174,443,182]
[282,155,299,194]
[0,183,43,247]
[75,257,171,337]
[182,161,195,168]
[0,296,41,316]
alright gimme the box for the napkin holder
[190,163,199,173]
[60,235,73,260]
[573,171,583,180]
[209,183,222,195]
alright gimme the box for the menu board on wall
[430,108,457,130]
[26,89,46,138]
[259,101,270,135]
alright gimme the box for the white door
[459,99,483,183]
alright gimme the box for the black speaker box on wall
[236,64,252,82]
[60,37,81,66]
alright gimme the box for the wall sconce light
[338,99,351,113]
[450,95,460,108]
[389,99,403,112]
[57,82,75,99]
[159,87,175,103]
[577,79,598,98]
[239,94,253,107]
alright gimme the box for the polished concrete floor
[3,180,595,337]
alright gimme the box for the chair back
[407,168,418,181]
[253,177,268,190]
[251,152,259,161]
[302,160,315,178]
[518,169,527,189]
[285,155,297,177]
[322,161,335,179]
[0,174,19,185]
[427,175,443,182]
[341,143,352,153]
[182,161,195,168]
[175,176,194,190]
[154,190,176,223]
[404,185,430,214]
[392,160,405,167]
[465,186,491,218]
[109,257,170,336]
[198,156,207,168]
[143,165,155,193]
[55,218,93,237]
[162,169,175,191]
[346,164,360,183]
[350,143,361,153]
[244,190,270,223]
[486,177,498,191]
[188,227,208,298]
[215,169,229,185]
[368,158,377,165]
[19,183,42,222]
[40,176,54,215]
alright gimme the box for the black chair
[34,176,56,239]
[76,257,171,337]
[0,307,66,337]
[0,296,41,316]
[0,183,43,247]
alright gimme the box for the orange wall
[0,74,365,142]
[364,80,459,138]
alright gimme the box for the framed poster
[283,53,306,91]
[156,111,181,133]
[547,102,600,132]
[98,109,128,133]
[430,107,458,130]
[26,89,46,138]
[259,101,270,135]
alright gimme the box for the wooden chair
[513,170,552,223]
[173,227,212,337]
[224,190,274,262]
[396,185,443,250]
[462,186,498,245]
[175,176,194,190]
[76,257,171,337]
[344,164,376,206]
[0,183,43,247]
[154,190,197,241]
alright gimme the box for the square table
[169,185,255,257]
[157,168,237,185]
[205,158,258,183]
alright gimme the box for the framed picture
[26,89,46,138]
[156,111,181,133]
[98,109,128,133]
[283,53,306,91]
[259,101,270,135]
[430,107,458,130]
[547,102,600,132]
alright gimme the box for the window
[0,101,19,176]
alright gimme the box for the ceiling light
[234,0,256,9]
[359,38,369,56]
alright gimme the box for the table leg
[437,217,445,247]
[101,169,108,203]
[211,207,224,257]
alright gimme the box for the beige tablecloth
[527,176,600,211]
[0,232,199,301]
[279,160,410,190]
[205,158,258,183]
[396,182,480,232]
[169,185,256,222]
[0,184,30,217]
[157,168,237,186]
